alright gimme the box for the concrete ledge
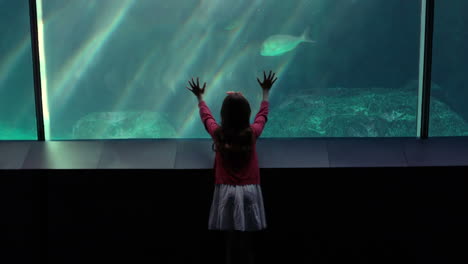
[0,137,467,169]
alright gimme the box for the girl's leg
[239,231,255,264]
[225,230,239,264]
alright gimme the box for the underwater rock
[72,111,176,139]
[0,121,36,140]
[263,87,468,137]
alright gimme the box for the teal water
[1,0,467,139]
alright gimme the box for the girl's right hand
[257,70,278,92]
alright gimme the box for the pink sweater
[198,100,269,185]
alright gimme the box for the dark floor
[1,167,466,264]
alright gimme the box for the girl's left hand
[186,77,206,98]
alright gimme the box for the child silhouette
[187,70,277,264]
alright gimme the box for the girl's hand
[257,70,278,92]
[186,77,206,98]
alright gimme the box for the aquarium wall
[0,0,37,140]
[430,0,468,136]
[0,0,467,140]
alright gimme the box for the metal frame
[418,0,435,139]
[25,0,435,141]
[28,0,45,141]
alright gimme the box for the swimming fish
[260,28,316,56]
[224,19,244,31]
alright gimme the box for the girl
[186,71,277,264]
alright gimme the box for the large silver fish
[260,28,315,56]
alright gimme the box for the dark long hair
[212,93,254,176]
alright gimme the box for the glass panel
[430,0,468,136]
[41,0,422,139]
[0,0,37,140]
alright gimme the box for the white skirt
[208,184,267,232]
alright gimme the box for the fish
[224,19,244,31]
[260,28,316,56]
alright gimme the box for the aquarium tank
[0,0,467,140]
